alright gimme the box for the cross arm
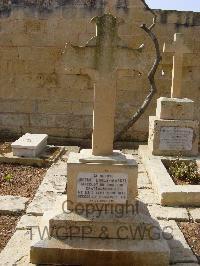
[59,42,95,74]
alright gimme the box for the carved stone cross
[163,33,190,98]
[62,14,143,156]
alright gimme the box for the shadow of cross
[62,13,144,156]
[163,33,190,99]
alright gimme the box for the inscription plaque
[77,172,128,203]
[159,127,193,151]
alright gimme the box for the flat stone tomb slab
[139,145,200,207]
[67,150,138,211]
[156,97,194,121]
[0,142,65,167]
[148,116,199,156]
[11,133,48,158]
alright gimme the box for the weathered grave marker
[148,33,199,156]
[11,133,48,158]
[30,14,170,266]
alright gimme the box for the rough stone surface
[156,97,195,120]
[49,211,159,240]
[0,195,29,214]
[30,237,170,266]
[189,208,200,222]
[37,161,67,193]
[159,220,198,264]
[16,215,41,230]
[137,189,159,205]
[148,205,189,221]
[26,190,59,216]
[0,2,200,143]
[0,230,32,265]
[137,172,152,189]
[26,160,67,215]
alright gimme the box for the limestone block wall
[0,0,199,143]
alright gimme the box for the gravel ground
[0,215,20,252]
[178,222,200,263]
[0,163,47,200]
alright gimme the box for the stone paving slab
[189,208,200,222]
[137,188,160,205]
[16,215,41,230]
[0,195,29,214]
[37,161,67,193]
[148,205,189,221]
[0,229,32,265]
[26,190,59,216]
[26,160,67,216]
[137,172,152,189]
[159,220,198,264]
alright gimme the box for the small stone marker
[148,33,199,156]
[11,133,48,158]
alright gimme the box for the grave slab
[0,195,29,214]
[0,142,65,167]
[11,133,48,158]
[148,116,199,156]
[139,145,200,206]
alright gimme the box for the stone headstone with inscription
[30,13,170,266]
[148,33,199,156]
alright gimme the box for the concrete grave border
[138,145,200,207]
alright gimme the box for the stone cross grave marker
[62,14,143,156]
[163,33,190,98]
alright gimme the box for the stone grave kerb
[163,33,190,98]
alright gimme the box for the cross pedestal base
[66,149,138,211]
[30,149,170,265]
